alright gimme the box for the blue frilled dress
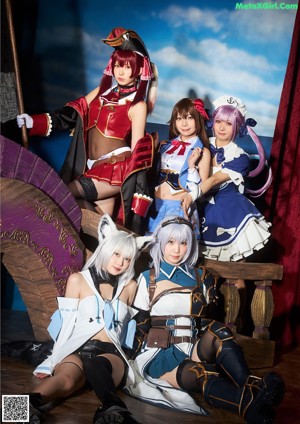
[198,137,271,261]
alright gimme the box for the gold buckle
[108,154,117,164]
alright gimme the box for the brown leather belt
[151,317,193,329]
[169,336,197,344]
[153,324,192,330]
[144,332,197,345]
[151,315,190,322]
[92,151,131,168]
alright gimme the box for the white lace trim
[46,113,53,136]
[200,217,271,262]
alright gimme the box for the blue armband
[47,309,63,341]
[123,319,137,349]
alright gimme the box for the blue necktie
[104,301,115,330]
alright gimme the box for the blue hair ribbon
[239,118,257,138]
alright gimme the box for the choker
[115,84,137,95]
[90,266,118,289]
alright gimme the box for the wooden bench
[203,259,283,368]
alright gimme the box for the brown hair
[168,98,209,148]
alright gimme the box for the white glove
[16,113,33,129]
[187,182,202,202]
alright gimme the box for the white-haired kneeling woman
[23,214,152,424]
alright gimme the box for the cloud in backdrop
[34,0,298,137]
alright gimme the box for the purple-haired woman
[180,95,272,326]
[182,95,271,262]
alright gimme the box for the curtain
[263,8,300,349]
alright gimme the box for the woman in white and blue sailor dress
[181,95,271,262]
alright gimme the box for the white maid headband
[213,95,247,117]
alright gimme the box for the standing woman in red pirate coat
[17,28,158,234]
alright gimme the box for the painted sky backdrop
[33,0,298,137]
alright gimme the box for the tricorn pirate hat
[102,27,149,58]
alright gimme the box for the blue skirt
[199,183,271,261]
[145,345,188,379]
[148,197,200,239]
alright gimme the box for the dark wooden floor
[1,310,299,424]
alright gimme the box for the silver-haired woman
[126,216,284,424]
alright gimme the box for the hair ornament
[161,216,193,230]
[103,56,113,77]
[213,95,247,117]
[193,99,209,120]
[141,56,154,81]
[204,108,213,130]
[239,118,257,138]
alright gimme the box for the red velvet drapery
[263,8,300,349]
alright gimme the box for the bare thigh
[94,197,116,216]
[159,341,202,389]
[159,367,180,388]
[92,180,121,200]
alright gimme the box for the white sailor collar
[210,137,246,162]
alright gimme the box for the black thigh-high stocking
[84,356,139,424]
[196,328,220,363]
[176,359,219,393]
[83,356,126,410]
[175,359,246,415]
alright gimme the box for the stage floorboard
[1,310,299,424]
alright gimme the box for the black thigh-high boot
[198,321,250,387]
[204,372,285,424]
[176,360,284,424]
[83,356,139,424]
[215,339,251,386]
